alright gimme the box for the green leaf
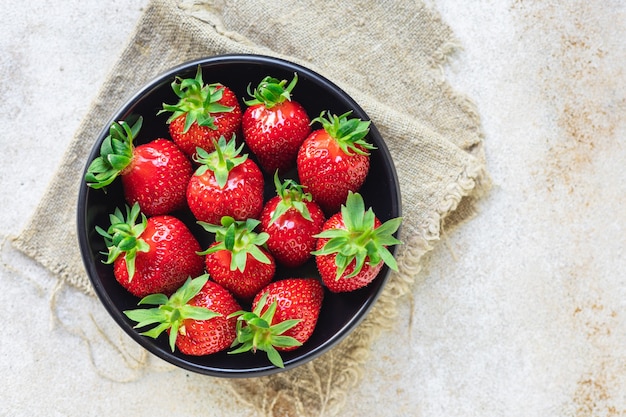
[196,220,222,235]
[213,165,229,188]
[247,245,271,265]
[343,191,365,230]
[125,252,137,282]
[232,250,248,272]
[227,309,246,320]
[247,317,270,329]
[139,294,169,306]
[229,341,254,355]
[259,299,277,322]
[141,322,171,340]
[179,305,221,321]
[253,293,269,316]
[268,202,289,226]
[272,335,302,349]
[313,229,349,240]
[376,234,403,247]
[100,135,114,156]
[362,208,376,230]
[223,223,236,251]
[179,275,209,304]
[270,319,301,335]
[129,116,143,137]
[378,246,399,271]
[334,253,350,280]
[345,250,367,279]
[169,322,180,351]
[107,154,131,171]
[373,216,402,237]
[266,345,285,368]
[117,236,137,252]
[86,158,110,175]
[252,232,269,246]
[123,307,165,328]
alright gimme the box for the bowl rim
[77,53,402,377]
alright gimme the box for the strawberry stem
[198,216,271,272]
[124,275,221,352]
[244,73,298,108]
[312,192,403,280]
[96,202,150,281]
[228,293,302,368]
[268,171,315,224]
[310,111,375,156]
[85,116,143,189]
[158,65,235,133]
[192,135,248,188]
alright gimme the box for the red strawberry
[313,192,402,293]
[96,203,205,298]
[199,216,276,301]
[159,66,242,157]
[229,278,324,368]
[124,274,241,356]
[186,136,264,224]
[85,116,192,216]
[260,173,325,267]
[296,111,375,214]
[242,74,311,173]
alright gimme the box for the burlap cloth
[12,0,488,415]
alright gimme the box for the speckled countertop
[2,1,625,416]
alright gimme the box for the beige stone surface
[1,1,625,416]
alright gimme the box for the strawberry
[229,278,324,368]
[242,74,311,173]
[198,216,276,301]
[85,116,192,216]
[186,136,264,224]
[124,274,241,356]
[159,65,242,157]
[296,111,375,214]
[260,172,325,267]
[313,192,402,293]
[96,203,205,298]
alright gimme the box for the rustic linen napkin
[13,0,488,415]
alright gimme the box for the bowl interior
[77,54,401,377]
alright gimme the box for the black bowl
[77,54,401,377]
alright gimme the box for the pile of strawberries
[85,67,402,368]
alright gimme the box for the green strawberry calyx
[95,202,150,281]
[312,110,376,156]
[123,274,221,352]
[198,216,271,272]
[192,135,247,188]
[85,116,143,189]
[158,65,235,133]
[228,292,302,368]
[312,191,403,280]
[244,73,298,108]
[268,171,315,224]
